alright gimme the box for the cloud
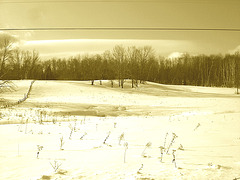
[39,51,104,60]
[167,52,184,59]
[228,45,240,54]
[19,39,193,59]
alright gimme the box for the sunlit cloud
[40,51,104,59]
[19,39,193,59]
[228,45,240,54]
[167,52,184,59]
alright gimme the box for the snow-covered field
[0,80,240,180]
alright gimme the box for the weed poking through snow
[50,160,62,173]
[194,123,201,131]
[141,142,152,157]
[172,149,177,168]
[166,133,178,154]
[80,132,87,140]
[158,146,165,162]
[124,142,128,163]
[59,136,65,150]
[52,118,57,124]
[68,123,75,139]
[119,132,125,145]
[137,164,144,174]
[36,145,43,159]
[38,111,46,124]
[163,132,168,151]
[178,144,184,151]
[103,131,111,144]
[18,124,23,132]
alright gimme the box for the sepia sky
[0,0,240,58]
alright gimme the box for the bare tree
[126,46,139,88]
[112,45,126,88]
[9,48,24,79]
[0,33,17,78]
[102,50,116,87]
[234,52,240,94]
[23,50,40,79]
[138,46,155,84]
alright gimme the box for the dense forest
[1,33,240,90]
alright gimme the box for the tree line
[1,33,239,91]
